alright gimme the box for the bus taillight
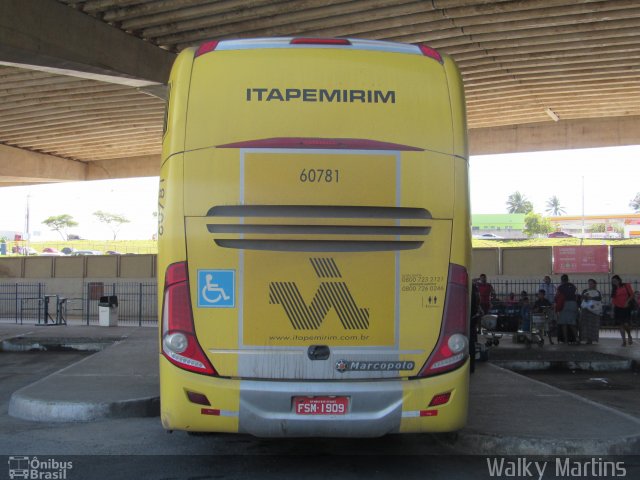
[418,44,443,64]
[417,263,469,377]
[195,40,220,58]
[161,262,217,376]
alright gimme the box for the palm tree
[545,195,566,216]
[630,193,640,213]
[506,191,533,214]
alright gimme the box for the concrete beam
[86,155,161,180]
[0,0,175,87]
[469,116,640,156]
[0,144,86,184]
[0,145,161,187]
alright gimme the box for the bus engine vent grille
[206,205,431,252]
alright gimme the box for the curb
[0,337,119,353]
[9,391,159,422]
[5,332,159,423]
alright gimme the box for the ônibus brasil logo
[8,456,73,479]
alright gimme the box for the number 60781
[299,169,340,183]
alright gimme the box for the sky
[0,177,160,241]
[0,145,639,241]
[469,145,640,217]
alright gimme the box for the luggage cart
[514,306,554,348]
[472,314,502,365]
[538,305,556,345]
[480,314,503,347]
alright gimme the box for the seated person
[533,289,552,313]
[505,292,518,305]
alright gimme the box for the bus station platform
[1,321,639,455]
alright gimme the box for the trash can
[98,296,118,327]
[0,242,6,255]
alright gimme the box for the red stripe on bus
[216,138,423,151]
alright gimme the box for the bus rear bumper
[160,356,469,437]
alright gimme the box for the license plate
[293,396,349,415]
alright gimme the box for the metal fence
[83,281,157,326]
[3,278,638,328]
[489,279,639,302]
[488,279,640,327]
[0,281,157,326]
[0,283,46,323]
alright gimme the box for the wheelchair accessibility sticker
[198,270,235,308]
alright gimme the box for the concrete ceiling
[1,0,639,187]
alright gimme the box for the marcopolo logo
[269,258,369,331]
[8,456,73,479]
[335,359,415,373]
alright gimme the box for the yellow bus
[158,37,470,437]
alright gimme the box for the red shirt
[612,283,633,308]
[477,283,493,304]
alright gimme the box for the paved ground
[0,348,465,479]
[523,370,640,418]
[1,321,639,472]
[0,351,89,416]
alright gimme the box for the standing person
[533,289,554,345]
[580,279,602,345]
[611,275,634,346]
[539,276,556,304]
[519,291,531,333]
[477,274,495,315]
[470,278,481,333]
[555,274,579,344]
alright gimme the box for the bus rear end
[159,38,470,437]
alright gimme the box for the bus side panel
[183,219,241,376]
[183,148,243,217]
[162,48,195,164]
[444,55,471,269]
[157,155,187,340]
[443,56,468,161]
[160,356,240,432]
[399,359,469,433]
[450,156,471,269]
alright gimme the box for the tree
[545,195,566,216]
[523,212,551,237]
[42,214,79,240]
[630,193,640,212]
[93,210,130,240]
[506,191,533,214]
[590,223,623,236]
